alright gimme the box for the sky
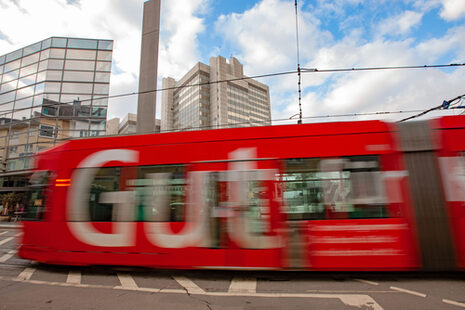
[0,0,464,125]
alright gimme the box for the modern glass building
[0,37,113,190]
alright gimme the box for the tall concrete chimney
[137,0,161,133]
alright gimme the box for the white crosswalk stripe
[0,250,16,263]
[173,276,205,294]
[117,273,138,289]
[66,270,81,284]
[17,268,36,281]
[228,277,257,293]
[0,237,14,246]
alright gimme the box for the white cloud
[215,0,332,75]
[439,0,465,20]
[296,35,465,123]
[158,0,208,80]
[416,26,465,62]
[412,0,465,21]
[214,0,464,124]
[312,0,365,18]
[377,10,423,37]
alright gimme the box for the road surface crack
[179,286,212,310]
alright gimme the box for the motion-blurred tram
[19,115,465,271]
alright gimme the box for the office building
[0,36,113,190]
[105,117,120,135]
[106,113,160,135]
[161,56,271,132]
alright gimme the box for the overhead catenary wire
[0,106,461,163]
[301,63,465,73]
[0,62,464,119]
[398,93,465,122]
[0,107,451,142]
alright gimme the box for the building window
[39,125,54,138]
[24,144,34,152]
[7,160,17,171]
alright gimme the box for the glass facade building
[0,37,112,186]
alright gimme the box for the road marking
[17,267,36,281]
[0,275,384,309]
[116,273,138,289]
[390,286,426,297]
[228,277,257,293]
[354,278,379,286]
[172,276,206,294]
[443,299,465,308]
[0,237,14,246]
[0,250,16,263]
[0,231,8,236]
[306,290,395,293]
[339,295,383,310]
[14,232,22,237]
[66,270,81,284]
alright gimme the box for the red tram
[19,115,465,270]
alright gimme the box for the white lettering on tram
[67,148,282,249]
[222,148,282,249]
[67,149,138,247]
[144,171,211,248]
[439,156,465,202]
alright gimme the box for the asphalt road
[0,227,464,309]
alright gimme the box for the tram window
[135,164,185,222]
[24,170,50,221]
[282,158,325,220]
[283,156,387,220]
[89,167,120,221]
[245,180,268,234]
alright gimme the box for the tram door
[282,158,323,269]
[195,149,286,269]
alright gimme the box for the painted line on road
[0,250,16,263]
[14,232,22,237]
[228,277,257,293]
[306,290,395,293]
[354,278,379,286]
[443,299,465,308]
[0,237,13,246]
[390,286,426,297]
[17,267,36,281]
[0,231,8,236]
[116,273,138,289]
[0,275,384,309]
[172,276,206,294]
[66,270,81,284]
